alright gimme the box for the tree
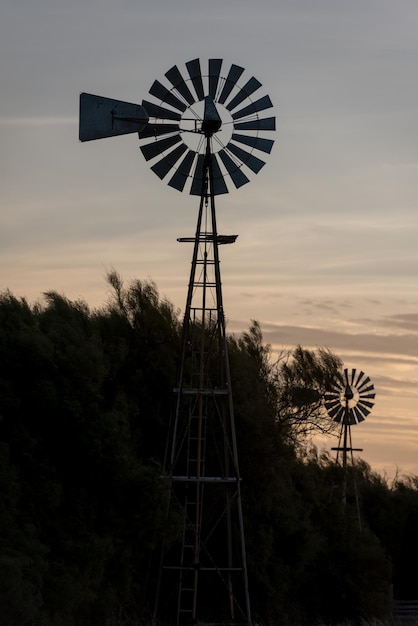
[274,344,343,442]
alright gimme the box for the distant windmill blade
[346,409,356,426]
[344,368,350,386]
[357,377,372,392]
[325,367,375,426]
[352,406,366,423]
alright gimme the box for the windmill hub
[344,385,355,402]
[180,99,233,153]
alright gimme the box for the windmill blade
[226,77,262,112]
[190,154,229,196]
[324,390,341,403]
[190,154,206,196]
[226,143,265,174]
[234,117,276,131]
[353,370,365,387]
[217,149,250,189]
[139,123,180,139]
[324,398,342,412]
[344,369,350,385]
[149,80,187,112]
[217,64,245,104]
[231,133,274,154]
[208,59,223,99]
[142,100,182,121]
[140,134,182,161]
[332,406,345,423]
[150,143,188,180]
[346,409,356,425]
[328,382,343,395]
[359,384,374,396]
[360,392,376,401]
[186,58,205,101]
[326,404,344,420]
[359,399,375,410]
[357,376,372,392]
[79,93,148,142]
[168,150,196,192]
[352,406,366,423]
[350,369,357,385]
[165,65,196,105]
[355,403,371,419]
[231,95,274,122]
[209,154,229,195]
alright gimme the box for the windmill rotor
[138,58,276,195]
[324,368,375,426]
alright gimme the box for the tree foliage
[0,280,415,625]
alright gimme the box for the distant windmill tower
[79,58,275,626]
[324,368,375,527]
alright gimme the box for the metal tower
[325,368,375,528]
[79,57,276,626]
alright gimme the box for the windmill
[324,368,375,526]
[79,59,275,626]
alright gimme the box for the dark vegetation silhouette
[0,273,416,625]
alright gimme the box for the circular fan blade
[139,59,275,195]
[141,100,182,121]
[346,409,356,426]
[149,80,187,112]
[352,406,366,423]
[208,59,223,99]
[168,150,196,192]
[234,117,276,131]
[226,143,265,174]
[165,65,196,105]
[231,133,274,155]
[190,154,206,196]
[226,76,262,112]
[140,134,182,161]
[231,95,274,122]
[217,149,250,189]
[324,367,375,426]
[190,154,229,196]
[186,58,205,101]
[150,143,188,180]
[217,64,245,104]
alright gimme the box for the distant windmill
[79,58,275,626]
[324,368,375,527]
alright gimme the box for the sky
[1,0,417,481]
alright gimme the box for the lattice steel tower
[79,58,275,626]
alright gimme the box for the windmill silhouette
[325,368,375,528]
[79,58,275,626]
